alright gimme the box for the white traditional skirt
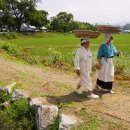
[78,61,93,91]
[78,73,93,91]
[96,58,114,90]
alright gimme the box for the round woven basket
[73,30,101,38]
[96,25,121,33]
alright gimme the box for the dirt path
[0,55,130,129]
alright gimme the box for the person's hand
[98,60,102,66]
[95,63,102,70]
[118,51,122,56]
[76,70,80,76]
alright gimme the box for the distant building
[124,30,130,33]
[122,23,130,32]
[20,23,37,32]
[40,26,48,32]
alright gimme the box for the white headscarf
[81,38,89,44]
[105,34,112,43]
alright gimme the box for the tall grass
[0,32,130,76]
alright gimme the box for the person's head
[81,38,90,48]
[105,34,113,45]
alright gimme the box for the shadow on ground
[93,89,110,99]
[46,89,110,105]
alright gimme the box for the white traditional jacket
[74,46,95,73]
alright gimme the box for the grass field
[6,32,130,46]
[0,32,130,129]
[0,32,130,77]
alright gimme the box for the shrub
[22,53,41,65]
[0,42,42,65]
[43,49,73,71]
[1,32,18,39]
[0,42,22,57]
[0,91,12,104]
[0,98,36,130]
[46,50,63,64]
[0,42,10,51]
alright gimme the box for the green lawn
[6,33,130,47]
[8,33,80,47]
[0,32,130,76]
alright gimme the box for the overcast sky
[37,0,130,25]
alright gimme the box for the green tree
[74,22,96,30]
[50,12,96,32]
[50,12,74,32]
[25,9,49,28]
[0,0,42,31]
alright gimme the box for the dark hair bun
[81,38,83,42]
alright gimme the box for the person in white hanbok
[74,38,100,99]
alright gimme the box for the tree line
[0,0,96,32]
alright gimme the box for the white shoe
[88,93,99,99]
[109,90,115,94]
[95,85,101,91]
[75,89,82,94]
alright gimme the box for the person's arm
[92,59,101,70]
[90,50,101,69]
[97,45,103,60]
[97,45,103,68]
[74,49,81,76]
[112,44,121,56]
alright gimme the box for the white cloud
[37,0,130,25]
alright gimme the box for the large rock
[4,82,16,93]
[0,87,4,93]
[30,98,42,111]
[12,89,28,100]
[0,82,16,93]
[59,114,77,130]
[36,105,58,130]
[30,98,42,106]
[0,101,10,110]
